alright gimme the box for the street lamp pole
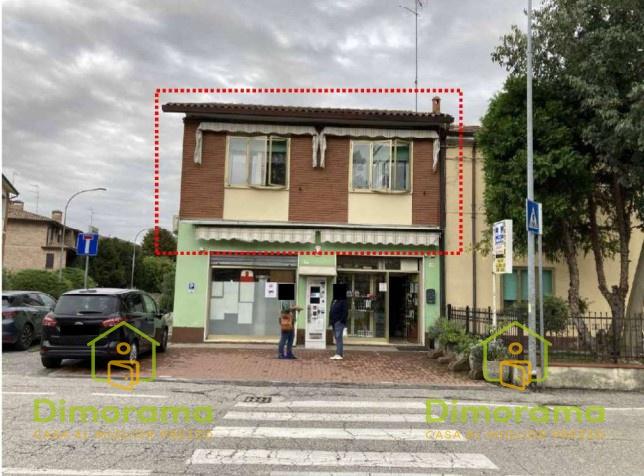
[526,0,537,373]
[58,187,107,281]
[131,228,149,289]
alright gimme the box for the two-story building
[4,201,80,271]
[163,100,453,346]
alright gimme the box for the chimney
[51,210,63,223]
[432,96,441,114]
[10,200,24,211]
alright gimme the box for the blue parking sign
[526,199,542,235]
[76,233,99,256]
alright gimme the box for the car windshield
[54,295,120,315]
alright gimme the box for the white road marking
[189,449,497,470]
[235,400,644,412]
[91,393,167,399]
[2,392,55,396]
[224,411,428,423]
[270,473,464,476]
[209,426,465,441]
[3,469,151,476]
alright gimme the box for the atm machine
[305,276,327,349]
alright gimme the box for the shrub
[61,267,96,290]
[2,269,14,289]
[470,338,508,362]
[7,269,71,298]
[507,295,570,333]
[454,334,481,355]
[432,318,468,347]
[159,267,175,312]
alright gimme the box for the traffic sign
[76,233,99,256]
[492,219,513,274]
[526,199,542,235]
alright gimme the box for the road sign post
[492,220,513,326]
[76,232,99,289]
[526,198,544,377]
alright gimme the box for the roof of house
[162,102,454,128]
[2,174,18,196]
[7,206,81,233]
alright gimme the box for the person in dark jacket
[329,285,348,360]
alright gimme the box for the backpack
[279,312,294,332]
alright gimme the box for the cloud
[3,0,530,241]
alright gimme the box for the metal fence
[446,304,644,363]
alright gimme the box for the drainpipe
[439,129,447,317]
[472,141,477,311]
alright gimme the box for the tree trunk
[588,183,631,359]
[562,220,593,351]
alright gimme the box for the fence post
[465,306,470,335]
[447,304,452,321]
[611,313,618,364]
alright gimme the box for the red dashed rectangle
[154,88,464,257]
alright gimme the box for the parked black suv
[40,288,172,369]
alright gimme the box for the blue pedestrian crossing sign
[76,233,99,256]
[526,199,542,235]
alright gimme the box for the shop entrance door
[388,274,420,344]
[305,277,327,349]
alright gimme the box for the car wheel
[41,356,62,369]
[158,327,169,353]
[15,324,34,351]
[129,340,138,361]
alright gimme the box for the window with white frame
[227,136,288,187]
[351,140,411,192]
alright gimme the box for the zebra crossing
[187,399,500,474]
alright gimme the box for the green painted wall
[423,256,442,331]
[173,223,210,328]
[173,222,442,338]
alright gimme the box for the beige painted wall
[4,221,58,271]
[223,188,289,222]
[445,139,644,314]
[347,192,412,225]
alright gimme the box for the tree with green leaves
[478,75,593,344]
[141,228,177,258]
[489,0,643,338]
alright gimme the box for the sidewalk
[150,346,485,387]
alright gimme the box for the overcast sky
[2,0,534,242]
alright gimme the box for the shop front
[171,221,442,346]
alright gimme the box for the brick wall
[4,221,54,270]
[289,136,349,223]
[177,125,441,227]
[412,139,440,226]
[179,121,225,219]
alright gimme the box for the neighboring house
[163,100,453,344]
[444,126,644,314]
[2,174,19,261]
[4,201,80,272]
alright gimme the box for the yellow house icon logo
[481,321,551,391]
[86,321,159,392]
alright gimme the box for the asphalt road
[2,345,644,475]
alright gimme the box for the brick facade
[289,136,349,223]
[411,139,440,226]
[179,121,225,220]
[179,131,441,227]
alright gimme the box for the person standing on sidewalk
[329,288,348,360]
[278,304,302,360]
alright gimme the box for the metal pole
[414,0,418,112]
[538,233,544,375]
[84,255,89,289]
[492,271,497,327]
[58,187,107,280]
[526,0,537,373]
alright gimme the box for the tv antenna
[399,0,423,112]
